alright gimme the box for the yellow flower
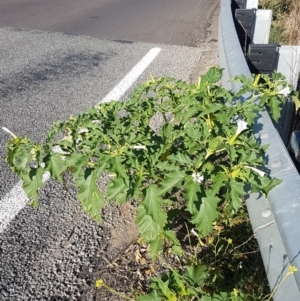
[288,265,298,275]
[95,279,104,288]
[207,236,214,245]
[230,168,241,179]
[227,238,233,244]
[233,288,239,297]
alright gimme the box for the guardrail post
[253,10,272,43]
[246,0,258,9]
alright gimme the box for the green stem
[205,148,227,161]
[103,284,134,301]
[247,92,264,104]
[266,273,291,301]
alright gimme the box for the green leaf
[149,236,163,259]
[168,152,191,165]
[159,169,186,196]
[11,150,30,174]
[200,291,246,301]
[136,185,167,242]
[137,290,162,301]
[107,177,128,203]
[156,161,179,172]
[5,138,35,175]
[179,106,200,123]
[268,95,282,122]
[160,123,173,139]
[260,176,282,196]
[228,144,238,161]
[239,150,263,165]
[185,181,202,214]
[75,169,104,222]
[211,173,227,195]
[200,294,225,301]
[171,245,184,256]
[23,167,45,208]
[64,152,84,166]
[94,156,109,177]
[191,192,220,236]
[44,153,66,184]
[184,122,202,140]
[169,271,186,296]
[164,230,180,246]
[111,157,129,186]
[66,153,89,180]
[292,95,300,112]
[151,278,175,300]
[199,103,223,117]
[184,265,207,286]
[136,214,161,242]
[201,67,223,84]
[228,179,246,211]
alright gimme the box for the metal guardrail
[218,0,300,299]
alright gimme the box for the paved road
[0,0,217,46]
[0,1,219,299]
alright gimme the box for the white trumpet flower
[245,165,266,177]
[192,172,204,184]
[2,127,17,139]
[229,119,248,144]
[131,145,147,150]
[52,145,70,155]
[236,119,248,136]
[278,87,291,97]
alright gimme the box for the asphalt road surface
[0,1,219,300]
[0,0,217,46]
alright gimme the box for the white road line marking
[101,47,161,103]
[0,47,162,233]
[0,183,28,233]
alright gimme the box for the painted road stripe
[100,47,161,103]
[0,47,162,233]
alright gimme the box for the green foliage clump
[4,67,298,300]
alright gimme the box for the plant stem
[266,272,292,301]
[103,284,134,301]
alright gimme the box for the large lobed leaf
[159,169,186,196]
[191,192,221,237]
[74,168,104,222]
[22,167,45,208]
[136,185,167,242]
